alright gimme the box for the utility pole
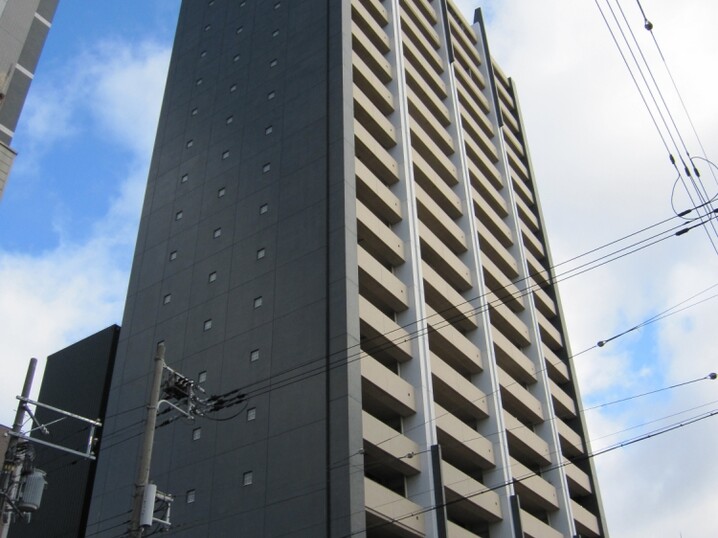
[128,342,166,538]
[0,358,37,538]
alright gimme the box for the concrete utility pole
[128,343,166,538]
[0,358,37,538]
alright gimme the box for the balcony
[556,418,585,457]
[356,200,404,267]
[572,499,601,537]
[426,305,483,375]
[435,403,494,470]
[503,411,551,466]
[497,367,543,426]
[361,354,416,417]
[422,262,478,333]
[415,184,466,255]
[549,378,577,420]
[355,158,402,225]
[359,295,412,363]
[358,245,408,313]
[442,460,502,525]
[419,224,472,292]
[431,353,488,422]
[365,477,425,537]
[362,410,420,476]
[509,457,559,512]
[563,459,592,497]
[520,509,562,538]
[491,328,536,385]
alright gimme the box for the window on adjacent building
[259,204,268,214]
[192,427,201,441]
[262,163,271,173]
[198,370,207,383]
[163,294,172,305]
[253,297,263,309]
[250,349,260,362]
[180,173,189,183]
[265,125,273,135]
[175,210,183,221]
[169,250,178,261]
[222,150,230,160]
[200,50,207,58]
[247,408,256,421]
[256,248,266,260]
[226,115,234,125]
[267,91,276,100]
[213,228,222,238]
[236,26,244,34]
[191,107,198,116]
[233,54,240,63]
[195,78,203,86]
[203,319,213,331]
[272,29,279,37]
[269,59,278,68]
[230,83,238,93]
[208,271,217,283]
[186,140,194,148]
[218,187,226,198]
[186,489,196,503]
[204,24,211,31]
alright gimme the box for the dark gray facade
[0,0,58,197]
[87,2,363,537]
[12,325,119,538]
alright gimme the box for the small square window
[256,248,266,260]
[187,489,196,503]
[208,0,215,5]
[163,293,172,305]
[272,29,280,37]
[269,59,278,68]
[253,296,263,309]
[195,78,203,86]
[233,54,240,63]
[222,150,230,160]
[243,471,253,486]
[208,271,217,283]
[267,91,275,100]
[192,427,201,441]
[247,408,256,421]
[274,2,281,9]
[203,319,213,331]
[259,204,268,215]
[236,26,243,34]
[262,163,271,173]
[200,50,207,58]
[169,250,178,261]
[230,83,238,93]
[265,125,273,135]
[191,107,198,116]
[218,187,226,198]
[198,370,207,383]
[175,210,183,221]
[204,24,211,31]
[240,1,246,6]
[213,228,222,238]
[186,140,194,148]
[250,349,260,362]
[180,174,189,183]
[226,115,234,125]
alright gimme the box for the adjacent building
[88,1,607,537]
[0,0,58,198]
[12,325,120,538]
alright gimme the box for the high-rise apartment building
[88,1,607,537]
[0,0,58,198]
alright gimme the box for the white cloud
[0,41,170,426]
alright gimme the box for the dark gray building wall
[87,2,363,537]
[12,325,119,538]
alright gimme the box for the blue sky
[1,1,718,536]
